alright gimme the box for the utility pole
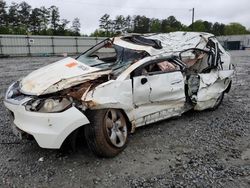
[191,8,195,31]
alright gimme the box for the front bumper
[4,100,90,149]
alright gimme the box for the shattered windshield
[76,40,148,72]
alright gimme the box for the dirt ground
[0,52,250,188]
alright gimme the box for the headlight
[5,81,20,99]
[25,98,72,113]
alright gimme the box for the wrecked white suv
[4,32,234,157]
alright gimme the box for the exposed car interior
[131,58,183,78]
[179,45,222,105]
[180,49,213,75]
[89,42,118,63]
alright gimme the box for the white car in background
[4,32,234,157]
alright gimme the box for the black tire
[211,92,224,110]
[84,109,128,158]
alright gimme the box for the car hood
[20,57,111,96]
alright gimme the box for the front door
[132,59,186,126]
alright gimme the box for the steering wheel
[90,54,99,59]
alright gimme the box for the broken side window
[179,49,213,74]
[109,47,149,78]
[88,42,117,63]
[76,39,118,68]
[131,58,182,78]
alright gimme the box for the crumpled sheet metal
[84,79,134,116]
[20,57,110,95]
[194,70,234,110]
[84,73,187,127]
[44,70,111,94]
[114,32,213,56]
[133,100,187,127]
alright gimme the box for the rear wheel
[84,109,128,157]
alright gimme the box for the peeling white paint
[20,57,104,95]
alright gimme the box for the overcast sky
[5,0,250,34]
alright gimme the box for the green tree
[0,0,9,34]
[99,14,112,36]
[224,23,249,35]
[167,16,182,30]
[18,1,31,33]
[39,6,50,34]
[190,20,205,32]
[49,5,60,34]
[29,8,42,34]
[133,15,150,33]
[150,18,161,33]
[212,22,225,36]
[161,16,182,32]
[125,15,132,33]
[161,19,170,32]
[114,15,126,34]
[56,19,70,35]
[90,29,107,37]
[203,21,213,33]
[71,17,81,36]
[8,2,21,33]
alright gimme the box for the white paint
[85,71,186,126]
[20,57,101,95]
[194,70,233,110]
[4,32,235,150]
[114,32,213,56]
[4,100,89,149]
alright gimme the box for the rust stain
[83,100,98,108]
[66,77,107,101]
[67,82,92,100]
[131,120,136,133]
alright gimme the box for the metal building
[217,35,250,50]
[0,35,105,57]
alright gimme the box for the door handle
[141,78,148,85]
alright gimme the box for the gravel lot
[0,52,250,188]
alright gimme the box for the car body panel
[113,32,213,56]
[194,70,234,110]
[20,57,110,96]
[4,31,235,149]
[4,100,89,148]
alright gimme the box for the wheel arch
[224,80,232,93]
[85,107,132,132]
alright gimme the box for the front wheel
[84,109,128,158]
[211,92,224,110]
